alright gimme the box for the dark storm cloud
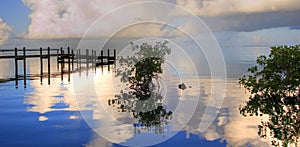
[202,10,300,32]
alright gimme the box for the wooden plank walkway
[0,47,117,88]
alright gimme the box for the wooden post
[40,47,43,76]
[14,48,18,87]
[68,47,71,72]
[77,49,81,76]
[60,47,63,65]
[61,49,64,81]
[76,50,79,70]
[91,49,94,67]
[47,47,50,85]
[101,50,103,64]
[114,49,116,60]
[23,47,26,88]
[40,47,43,84]
[108,49,110,64]
[101,50,103,74]
[86,49,89,76]
[57,49,59,61]
[86,49,89,69]
[68,47,71,82]
[94,50,96,67]
[94,50,96,72]
[62,50,65,69]
[60,47,63,59]
[114,49,116,72]
[71,49,74,71]
[93,50,96,67]
[57,49,59,70]
[79,49,81,70]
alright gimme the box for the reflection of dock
[0,47,116,88]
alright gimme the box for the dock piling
[68,47,71,82]
[40,47,43,76]
[1,47,116,88]
[14,48,18,87]
[23,47,26,88]
[47,47,50,85]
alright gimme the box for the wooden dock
[0,47,116,88]
[96,49,116,66]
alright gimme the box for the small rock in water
[178,83,186,90]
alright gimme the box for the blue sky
[0,0,31,35]
[0,0,299,46]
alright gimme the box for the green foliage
[239,45,300,146]
[112,41,172,128]
[116,41,171,83]
[133,57,163,82]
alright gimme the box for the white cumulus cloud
[21,0,300,38]
[0,18,13,45]
[176,0,300,16]
[22,0,192,39]
[22,0,127,38]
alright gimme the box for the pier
[0,47,116,88]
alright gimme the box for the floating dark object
[178,83,186,90]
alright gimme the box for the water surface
[0,39,272,146]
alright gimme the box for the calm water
[0,39,272,146]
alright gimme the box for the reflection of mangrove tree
[239,45,300,146]
[110,41,172,130]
